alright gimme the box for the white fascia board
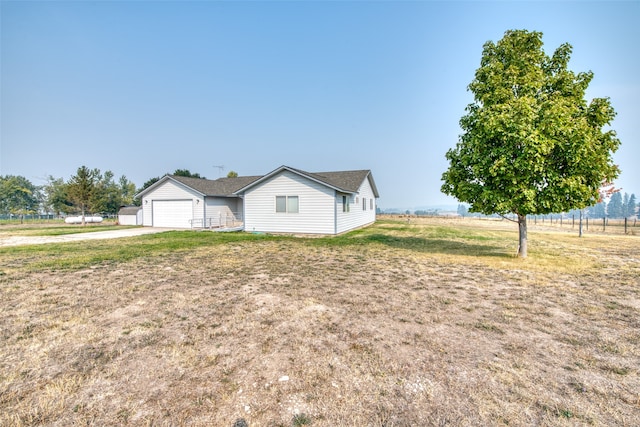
[135,175,205,199]
[233,165,351,195]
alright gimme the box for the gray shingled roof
[118,206,141,215]
[306,170,377,195]
[159,166,378,198]
[243,166,379,197]
[170,175,262,196]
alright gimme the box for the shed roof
[118,206,141,215]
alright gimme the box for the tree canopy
[66,166,99,224]
[42,176,73,216]
[0,175,40,222]
[173,169,205,179]
[54,166,137,223]
[627,194,637,218]
[441,29,621,257]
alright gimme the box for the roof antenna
[213,165,224,178]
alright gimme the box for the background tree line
[0,166,136,220]
[586,192,637,219]
[455,193,638,221]
[0,167,218,220]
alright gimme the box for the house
[117,206,143,225]
[137,174,261,229]
[135,165,379,234]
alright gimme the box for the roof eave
[233,165,350,195]
[134,174,171,199]
[366,172,380,198]
[135,175,206,199]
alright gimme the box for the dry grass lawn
[1,218,638,426]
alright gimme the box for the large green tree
[441,30,620,257]
[92,170,133,215]
[119,175,137,206]
[0,175,39,222]
[42,176,73,216]
[66,166,99,225]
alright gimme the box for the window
[276,196,298,213]
[342,195,350,212]
[362,197,367,210]
[370,198,374,210]
[287,196,299,213]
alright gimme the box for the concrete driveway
[0,227,172,247]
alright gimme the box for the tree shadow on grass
[356,233,512,258]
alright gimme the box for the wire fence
[381,213,639,236]
[528,215,638,236]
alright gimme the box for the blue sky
[1,1,638,210]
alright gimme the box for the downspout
[238,194,245,231]
[334,191,338,234]
[202,197,207,229]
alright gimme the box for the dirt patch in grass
[1,218,638,426]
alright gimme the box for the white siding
[204,197,242,228]
[140,179,203,227]
[244,171,335,234]
[336,175,377,234]
[118,214,138,226]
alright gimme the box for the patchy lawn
[1,218,638,426]
[0,220,131,237]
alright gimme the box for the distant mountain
[413,204,458,212]
[380,204,459,214]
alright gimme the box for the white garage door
[152,200,193,228]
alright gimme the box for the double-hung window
[342,195,350,212]
[276,196,299,213]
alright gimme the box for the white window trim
[276,195,299,214]
[342,195,350,213]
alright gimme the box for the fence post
[625,217,628,234]
[603,217,606,232]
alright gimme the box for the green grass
[0,230,274,272]
[3,217,629,276]
[0,223,130,237]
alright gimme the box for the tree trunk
[579,209,583,237]
[517,214,527,258]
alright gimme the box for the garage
[152,200,193,228]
